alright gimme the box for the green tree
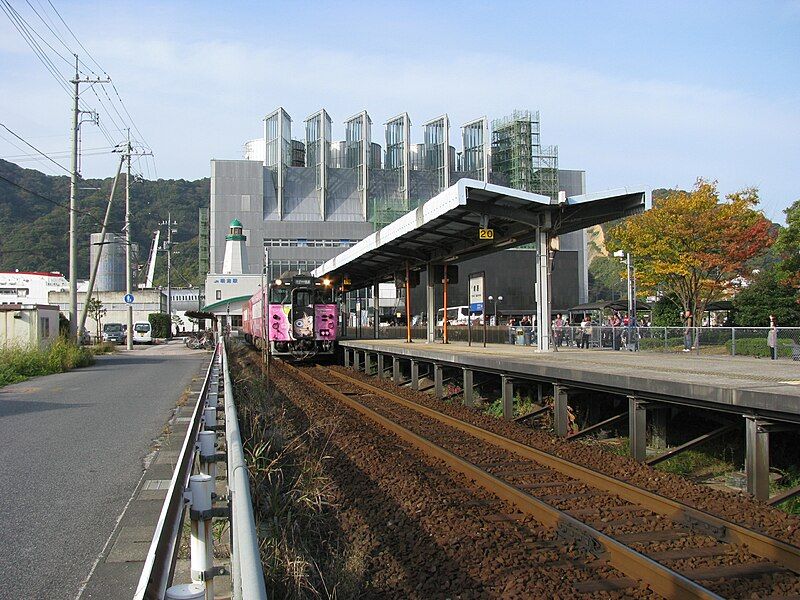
[87,297,106,341]
[651,295,684,326]
[733,268,800,327]
[588,256,625,301]
[774,199,800,302]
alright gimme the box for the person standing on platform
[579,315,592,349]
[683,310,694,352]
[768,314,778,360]
[554,314,564,347]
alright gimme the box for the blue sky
[1,0,798,222]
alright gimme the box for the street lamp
[613,250,636,349]
[488,295,503,324]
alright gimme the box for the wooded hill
[0,159,208,286]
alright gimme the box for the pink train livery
[242,273,338,360]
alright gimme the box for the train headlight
[275,278,282,286]
[323,278,331,286]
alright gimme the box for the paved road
[0,342,208,600]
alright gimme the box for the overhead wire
[2,0,155,186]
[0,122,72,174]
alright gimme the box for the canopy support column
[536,225,553,351]
[426,263,435,343]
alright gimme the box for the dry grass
[232,346,361,599]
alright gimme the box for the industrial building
[207,108,587,317]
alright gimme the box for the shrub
[0,339,94,387]
[149,313,172,338]
[726,337,794,358]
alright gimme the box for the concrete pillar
[411,360,419,391]
[535,225,553,351]
[393,358,401,384]
[553,384,569,438]
[502,376,514,420]
[344,348,350,368]
[434,363,444,398]
[463,368,474,407]
[353,350,361,372]
[377,354,385,379]
[537,383,543,405]
[745,416,770,501]
[628,396,648,462]
[365,352,374,376]
[650,406,669,450]
[426,263,435,343]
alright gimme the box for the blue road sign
[123,293,135,304]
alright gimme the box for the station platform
[339,339,800,422]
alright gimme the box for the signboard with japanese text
[469,272,485,313]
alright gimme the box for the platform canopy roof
[313,178,646,290]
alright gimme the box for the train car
[242,273,338,360]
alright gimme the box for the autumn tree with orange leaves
[607,179,774,318]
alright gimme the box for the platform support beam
[462,368,474,407]
[553,384,569,437]
[434,363,443,398]
[502,376,514,420]
[392,358,401,384]
[344,348,350,368]
[377,354,385,379]
[353,351,362,372]
[410,360,419,390]
[650,406,669,450]
[365,352,374,376]
[745,416,771,501]
[628,396,648,462]
[537,383,543,404]
[426,263,435,343]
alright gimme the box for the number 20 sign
[478,228,494,240]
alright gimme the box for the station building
[206,108,588,317]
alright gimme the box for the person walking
[768,314,778,360]
[682,310,694,352]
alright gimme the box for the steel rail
[327,367,800,574]
[283,362,722,600]
[221,341,268,600]
[134,345,218,600]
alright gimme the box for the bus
[436,306,482,326]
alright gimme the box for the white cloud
[1,21,797,221]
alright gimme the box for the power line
[0,123,71,174]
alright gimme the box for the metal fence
[361,325,800,359]
[134,341,267,600]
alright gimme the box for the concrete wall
[210,160,266,274]
[49,290,164,337]
[0,306,60,349]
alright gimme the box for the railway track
[279,360,800,599]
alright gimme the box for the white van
[436,306,481,326]
[132,321,152,344]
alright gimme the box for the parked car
[132,321,152,344]
[102,323,126,344]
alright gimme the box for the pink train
[242,273,338,360]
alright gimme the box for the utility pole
[160,213,177,335]
[125,130,132,349]
[123,130,152,350]
[68,55,110,342]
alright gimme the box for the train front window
[269,287,291,304]
[294,289,313,307]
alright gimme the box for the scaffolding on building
[368,196,424,231]
[491,110,559,198]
